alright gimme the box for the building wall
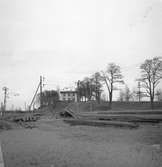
[59,92,77,102]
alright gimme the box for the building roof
[60,90,77,93]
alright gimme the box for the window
[62,93,65,97]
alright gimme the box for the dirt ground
[0,117,162,167]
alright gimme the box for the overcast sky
[0,0,162,109]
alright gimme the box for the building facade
[59,90,77,102]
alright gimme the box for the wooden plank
[64,108,80,119]
[63,119,139,128]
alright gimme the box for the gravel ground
[0,118,162,167]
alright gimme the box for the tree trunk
[97,92,101,104]
[109,92,112,110]
[150,96,154,109]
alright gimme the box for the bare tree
[76,74,102,103]
[118,90,125,102]
[77,78,93,102]
[138,57,162,109]
[118,85,133,102]
[91,72,102,103]
[124,85,132,102]
[101,63,124,109]
[155,89,162,101]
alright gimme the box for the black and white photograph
[0,0,162,166]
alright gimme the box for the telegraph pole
[29,82,40,111]
[40,76,43,109]
[137,81,141,102]
[2,87,9,113]
[76,80,80,113]
[77,80,80,102]
[29,76,44,111]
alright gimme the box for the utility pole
[76,80,80,113]
[40,76,43,109]
[24,102,26,111]
[137,81,141,102]
[90,84,92,112]
[77,80,80,102]
[2,87,9,113]
[29,82,40,111]
[29,76,45,111]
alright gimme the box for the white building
[59,90,77,102]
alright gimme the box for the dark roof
[60,91,77,93]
